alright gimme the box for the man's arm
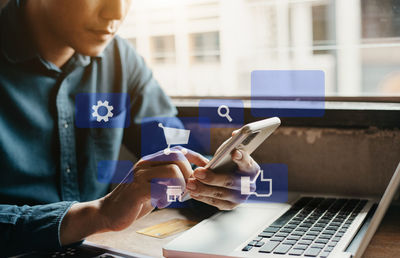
[0,202,76,256]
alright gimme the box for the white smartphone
[181,117,281,202]
[205,117,281,171]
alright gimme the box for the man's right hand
[59,147,208,246]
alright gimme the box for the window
[151,35,176,64]
[190,32,220,63]
[120,0,400,97]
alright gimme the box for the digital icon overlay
[92,100,114,122]
[75,93,130,128]
[251,70,325,118]
[217,105,233,122]
[244,164,288,203]
[151,178,189,209]
[158,123,191,155]
[141,117,210,159]
[199,99,244,128]
[241,169,272,197]
[166,186,184,202]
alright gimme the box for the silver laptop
[163,162,400,258]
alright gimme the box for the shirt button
[64,123,69,129]
[66,168,71,173]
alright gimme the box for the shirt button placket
[57,76,80,201]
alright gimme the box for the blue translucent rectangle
[97,160,133,184]
[150,178,190,209]
[199,99,244,128]
[75,93,131,128]
[141,117,210,158]
[246,163,288,203]
[251,70,325,117]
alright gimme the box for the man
[0,0,260,255]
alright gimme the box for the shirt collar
[0,0,102,68]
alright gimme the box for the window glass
[119,0,400,97]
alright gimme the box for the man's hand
[186,149,260,211]
[60,147,208,246]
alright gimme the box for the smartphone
[181,117,280,202]
[205,117,281,171]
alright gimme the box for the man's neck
[24,1,75,68]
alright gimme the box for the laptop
[163,161,400,258]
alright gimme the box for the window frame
[173,96,400,129]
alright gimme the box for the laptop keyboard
[242,197,367,257]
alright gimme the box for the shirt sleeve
[120,40,179,158]
[0,201,77,256]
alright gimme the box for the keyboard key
[287,235,301,241]
[259,241,279,253]
[298,239,312,245]
[327,241,338,247]
[326,226,339,231]
[297,227,309,232]
[293,244,308,250]
[319,234,332,239]
[306,231,319,236]
[332,236,341,242]
[323,230,335,235]
[336,232,344,237]
[292,231,305,237]
[248,240,258,246]
[311,243,325,249]
[310,226,323,232]
[276,232,289,237]
[255,241,265,247]
[289,248,305,256]
[325,246,334,251]
[242,245,252,251]
[302,235,316,241]
[273,244,293,254]
[283,240,297,245]
[264,226,280,233]
[270,236,285,242]
[270,209,299,227]
[315,238,329,244]
[301,222,313,227]
[259,231,274,238]
[304,247,322,257]
[282,226,295,231]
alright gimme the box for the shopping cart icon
[158,123,191,155]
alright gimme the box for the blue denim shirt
[0,0,177,255]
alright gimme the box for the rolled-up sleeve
[0,201,76,256]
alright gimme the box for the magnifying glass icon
[217,105,233,122]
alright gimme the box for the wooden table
[87,205,400,258]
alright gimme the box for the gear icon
[92,100,114,122]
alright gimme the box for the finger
[143,164,186,186]
[190,194,238,211]
[231,149,260,175]
[136,151,193,180]
[186,179,247,203]
[232,129,240,136]
[192,167,241,190]
[172,146,209,167]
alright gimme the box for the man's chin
[74,42,110,57]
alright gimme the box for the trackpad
[164,203,289,256]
